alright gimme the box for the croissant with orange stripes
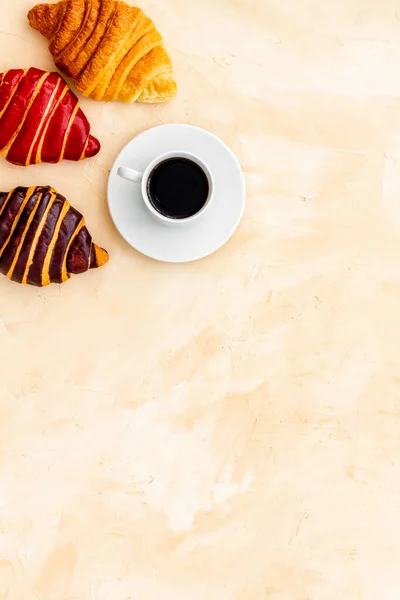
[0,67,100,166]
[0,186,108,287]
[28,0,177,103]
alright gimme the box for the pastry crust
[0,186,109,287]
[0,67,100,166]
[28,0,177,103]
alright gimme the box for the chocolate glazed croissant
[0,68,100,166]
[28,0,178,103]
[0,186,108,287]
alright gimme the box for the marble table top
[1,0,400,598]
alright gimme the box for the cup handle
[118,166,143,184]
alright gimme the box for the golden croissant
[0,186,109,287]
[28,0,177,103]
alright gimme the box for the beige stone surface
[1,0,400,598]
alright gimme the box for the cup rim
[141,151,214,224]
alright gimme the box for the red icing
[85,135,101,158]
[41,87,78,163]
[63,107,90,161]
[7,72,60,166]
[0,68,43,150]
[0,67,100,166]
[0,69,24,114]
[30,78,67,164]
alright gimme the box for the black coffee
[148,158,209,219]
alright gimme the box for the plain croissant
[0,186,109,287]
[0,68,100,166]
[28,0,177,103]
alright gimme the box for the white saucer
[107,124,246,263]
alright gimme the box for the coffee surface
[148,158,209,219]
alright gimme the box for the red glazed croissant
[0,186,109,287]
[0,67,100,166]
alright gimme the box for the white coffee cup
[117,151,214,226]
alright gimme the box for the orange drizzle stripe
[21,190,57,285]
[35,84,68,164]
[2,73,49,157]
[61,218,84,282]
[25,78,62,166]
[0,187,37,258]
[41,199,71,286]
[59,102,80,161]
[0,69,28,121]
[7,191,43,280]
